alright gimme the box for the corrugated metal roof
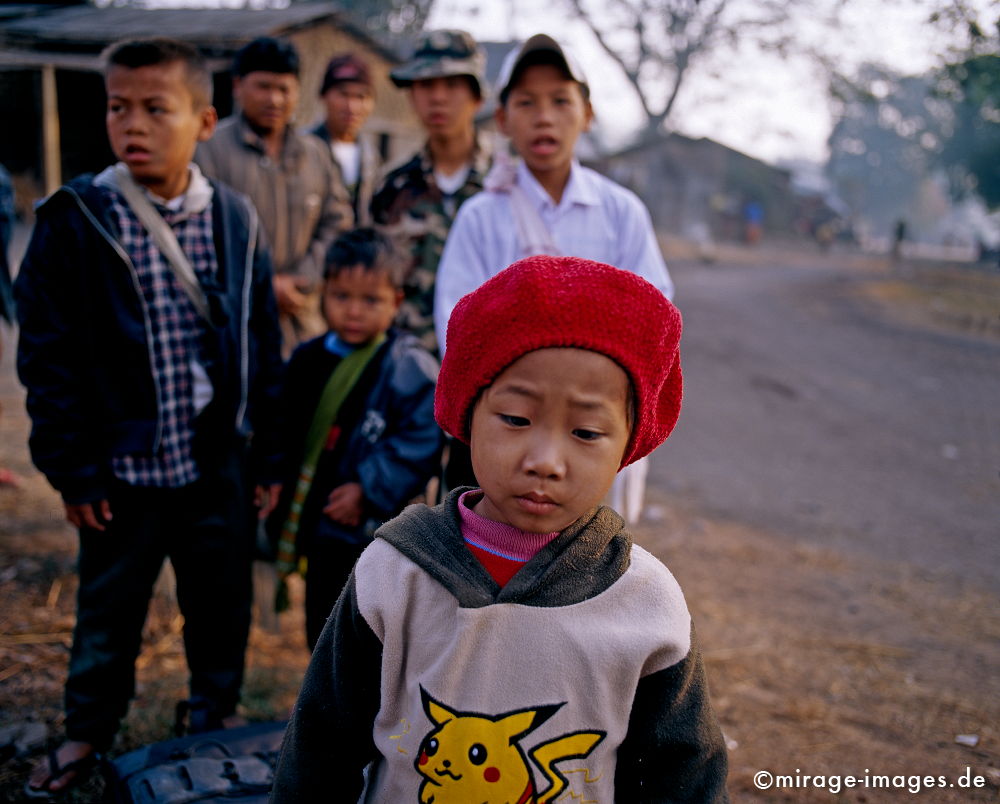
[0,3,390,56]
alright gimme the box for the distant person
[0,164,13,324]
[891,218,907,262]
[371,29,491,493]
[17,37,283,796]
[271,256,729,802]
[268,227,442,650]
[312,53,380,226]
[0,163,18,488]
[434,34,674,524]
[370,29,490,355]
[197,37,352,355]
[743,198,763,245]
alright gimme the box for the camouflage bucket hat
[390,29,486,95]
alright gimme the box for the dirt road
[1,242,997,801]
[654,246,1000,590]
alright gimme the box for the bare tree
[338,0,436,38]
[565,0,819,137]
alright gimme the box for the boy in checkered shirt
[16,37,283,796]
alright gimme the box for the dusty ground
[1,244,998,802]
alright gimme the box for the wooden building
[0,2,422,210]
[589,131,797,240]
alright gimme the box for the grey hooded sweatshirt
[272,488,728,803]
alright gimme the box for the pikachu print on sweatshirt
[414,687,605,804]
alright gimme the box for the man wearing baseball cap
[312,53,381,226]
[371,29,491,356]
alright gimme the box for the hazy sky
[427,0,989,164]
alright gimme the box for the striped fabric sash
[274,334,385,611]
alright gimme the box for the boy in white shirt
[434,34,674,521]
[434,33,673,350]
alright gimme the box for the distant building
[0,2,421,210]
[589,131,797,240]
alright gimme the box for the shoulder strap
[483,148,560,257]
[112,163,212,322]
[274,334,388,604]
[509,184,559,257]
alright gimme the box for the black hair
[460,74,484,100]
[500,50,590,106]
[233,37,300,78]
[102,37,213,108]
[325,227,406,287]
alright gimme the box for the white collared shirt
[434,159,674,352]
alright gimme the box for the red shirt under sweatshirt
[457,490,560,586]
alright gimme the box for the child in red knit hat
[273,256,729,803]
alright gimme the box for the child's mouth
[517,492,557,514]
[123,145,151,163]
[529,137,559,156]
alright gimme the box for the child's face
[322,81,375,142]
[409,76,482,140]
[233,70,299,135]
[322,265,402,346]
[106,62,217,200]
[470,347,631,533]
[496,64,593,183]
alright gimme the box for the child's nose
[123,111,147,133]
[523,436,566,479]
[535,100,556,124]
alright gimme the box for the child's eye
[499,414,529,427]
[573,428,602,441]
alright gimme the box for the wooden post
[41,63,61,196]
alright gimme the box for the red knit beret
[435,255,683,468]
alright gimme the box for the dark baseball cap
[320,53,373,95]
[390,29,485,96]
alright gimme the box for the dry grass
[2,444,998,802]
[1,256,998,800]
[638,498,1000,802]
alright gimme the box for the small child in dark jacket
[272,255,728,803]
[269,227,443,650]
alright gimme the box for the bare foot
[26,740,98,796]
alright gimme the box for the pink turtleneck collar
[458,490,560,560]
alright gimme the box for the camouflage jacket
[371,132,492,353]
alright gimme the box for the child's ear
[198,105,219,142]
[582,99,594,133]
[494,104,508,136]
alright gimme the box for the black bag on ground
[103,721,286,804]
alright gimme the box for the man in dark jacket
[17,37,283,796]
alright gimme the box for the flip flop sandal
[24,747,102,799]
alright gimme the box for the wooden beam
[41,63,61,196]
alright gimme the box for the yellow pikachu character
[414,687,605,804]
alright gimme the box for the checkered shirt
[104,186,218,487]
